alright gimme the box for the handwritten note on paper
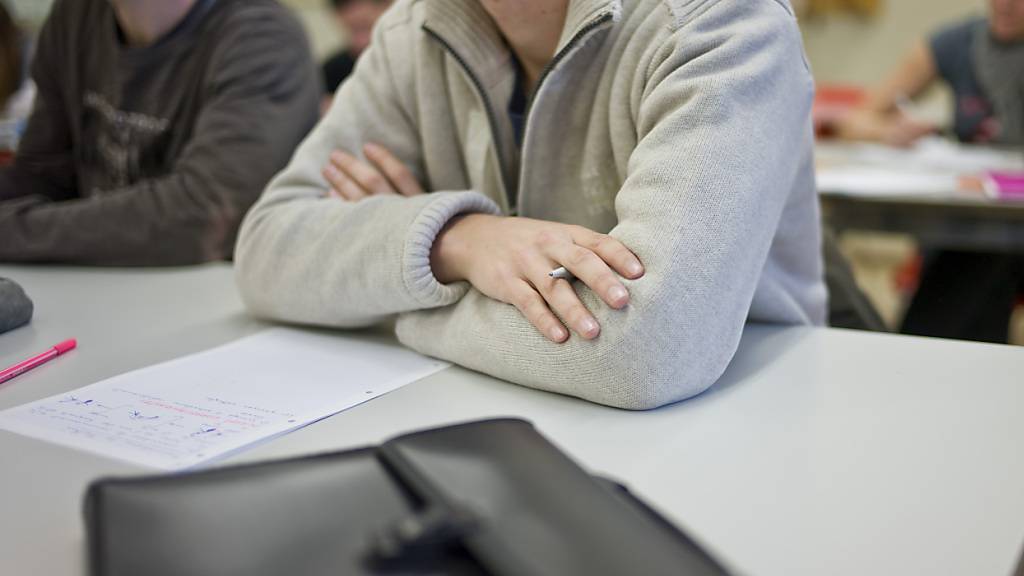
[0,328,449,470]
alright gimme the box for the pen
[549,266,575,281]
[0,339,77,385]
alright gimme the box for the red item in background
[814,85,868,139]
[894,253,923,295]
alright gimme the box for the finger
[507,281,568,343]
[330,150,395,196]
[545,241,631,310]
[573,229,645,280]
[529,261,601,340]
[364,143,423,197]
[322,164,366,201]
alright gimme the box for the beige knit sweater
[235,0,827,410]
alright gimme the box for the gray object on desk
[0,277,33,334]
[2,264,1024,576]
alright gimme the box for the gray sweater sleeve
[395,2,816,409]
[234,21,501,328]
[0,6,320,265]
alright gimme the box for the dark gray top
[930,18,1024,145]
[0,0,320,265]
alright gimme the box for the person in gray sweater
[236,0,828,409]
[0,0,319,265]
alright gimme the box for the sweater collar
[558,0,622,52]
[421,0,620,88]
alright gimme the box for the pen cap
[54,339,77,354]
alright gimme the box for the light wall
[800,0,986,86]
[3,0,52,26]
[279,0,344,60]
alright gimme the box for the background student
[837,0,1024,343]
[236,0,827,409]
[0,1,32,158]
[0,2,22,120]
[320,0,391,110]
[0,0,320,265]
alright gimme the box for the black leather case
[85,418,729,576]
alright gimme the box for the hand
[431,214,645,343]
[879,112,936,148]
[837,109,935,148]
[322,143,423,200]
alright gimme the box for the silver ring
[548,266,575,281]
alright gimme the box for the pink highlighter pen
[0,339,77,385]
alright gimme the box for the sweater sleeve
[395,1,817,410]
[233,17,501,329]
[0,6,320,265]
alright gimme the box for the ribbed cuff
[402,191,501,307]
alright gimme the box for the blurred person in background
[0,0,320,265]
[838,0,1024,343]
[838,0,1023,147]
[0,1,20,111]
[0,1,33,162]
[320,0,390,108]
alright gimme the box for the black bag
[85,418,730,576]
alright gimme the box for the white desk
[1,264,1023,576]
[817,141,1024,253]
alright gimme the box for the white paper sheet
[816,138,1024,199]
[0,328,449,470]
[817,138,1024,174]
[816,167,961,196]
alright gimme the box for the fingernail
[581,318,599,337]
[550,326,567,341]
[609,286,628,304]
[628,262,644,277]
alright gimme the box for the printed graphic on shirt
[81,91,172,192]
[958,95,1000,143]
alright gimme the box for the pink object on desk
[984,172,1024,200]
[0,339,77,385]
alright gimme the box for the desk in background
[1,264,1024,576]
[817,140,1024,253]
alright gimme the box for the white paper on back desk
[0,328,449,470]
